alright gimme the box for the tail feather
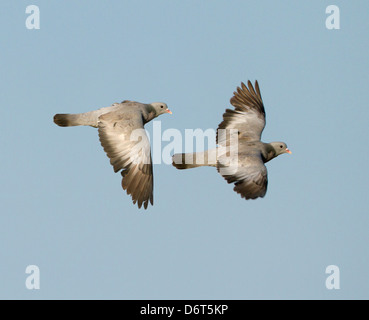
[54,114,83,127]
[172,150,217,170]
[54,108,111,128]
[172,154,199,169]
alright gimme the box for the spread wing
[217,151,268,200]
[97,109,153,209]
[217,80,265,145]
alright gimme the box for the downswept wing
[217,81,266,145]
[98,109,153,209]
[217,152,268,200]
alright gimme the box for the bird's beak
[286,148,292,154]
[166,109,172,114]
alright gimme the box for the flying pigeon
[172,80,290,200]
[54,100,172,209]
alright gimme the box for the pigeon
[54,100,172,209]
[172,80,291,200]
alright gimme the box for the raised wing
[217,81,265,145]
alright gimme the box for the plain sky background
[1,1,368,299]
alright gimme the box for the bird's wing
[217,152,268,200]
[97,109,153,209]
[217,80,266,145]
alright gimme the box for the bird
[54,100,172,209]
[172,80,291,200]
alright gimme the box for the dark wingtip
[229,80,264,115]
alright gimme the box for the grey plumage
[172,149,217,169]
[54,100,172,209]
[172,80,291,200]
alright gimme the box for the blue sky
[1,1,368,299]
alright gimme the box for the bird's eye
[161,105,164,108]
[280,145,283,148]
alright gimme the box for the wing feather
[217,80,266,144]
[217,150,268,200]
[98,109,153,209]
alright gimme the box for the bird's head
[270,142,292,156]
[151,102,172,116]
